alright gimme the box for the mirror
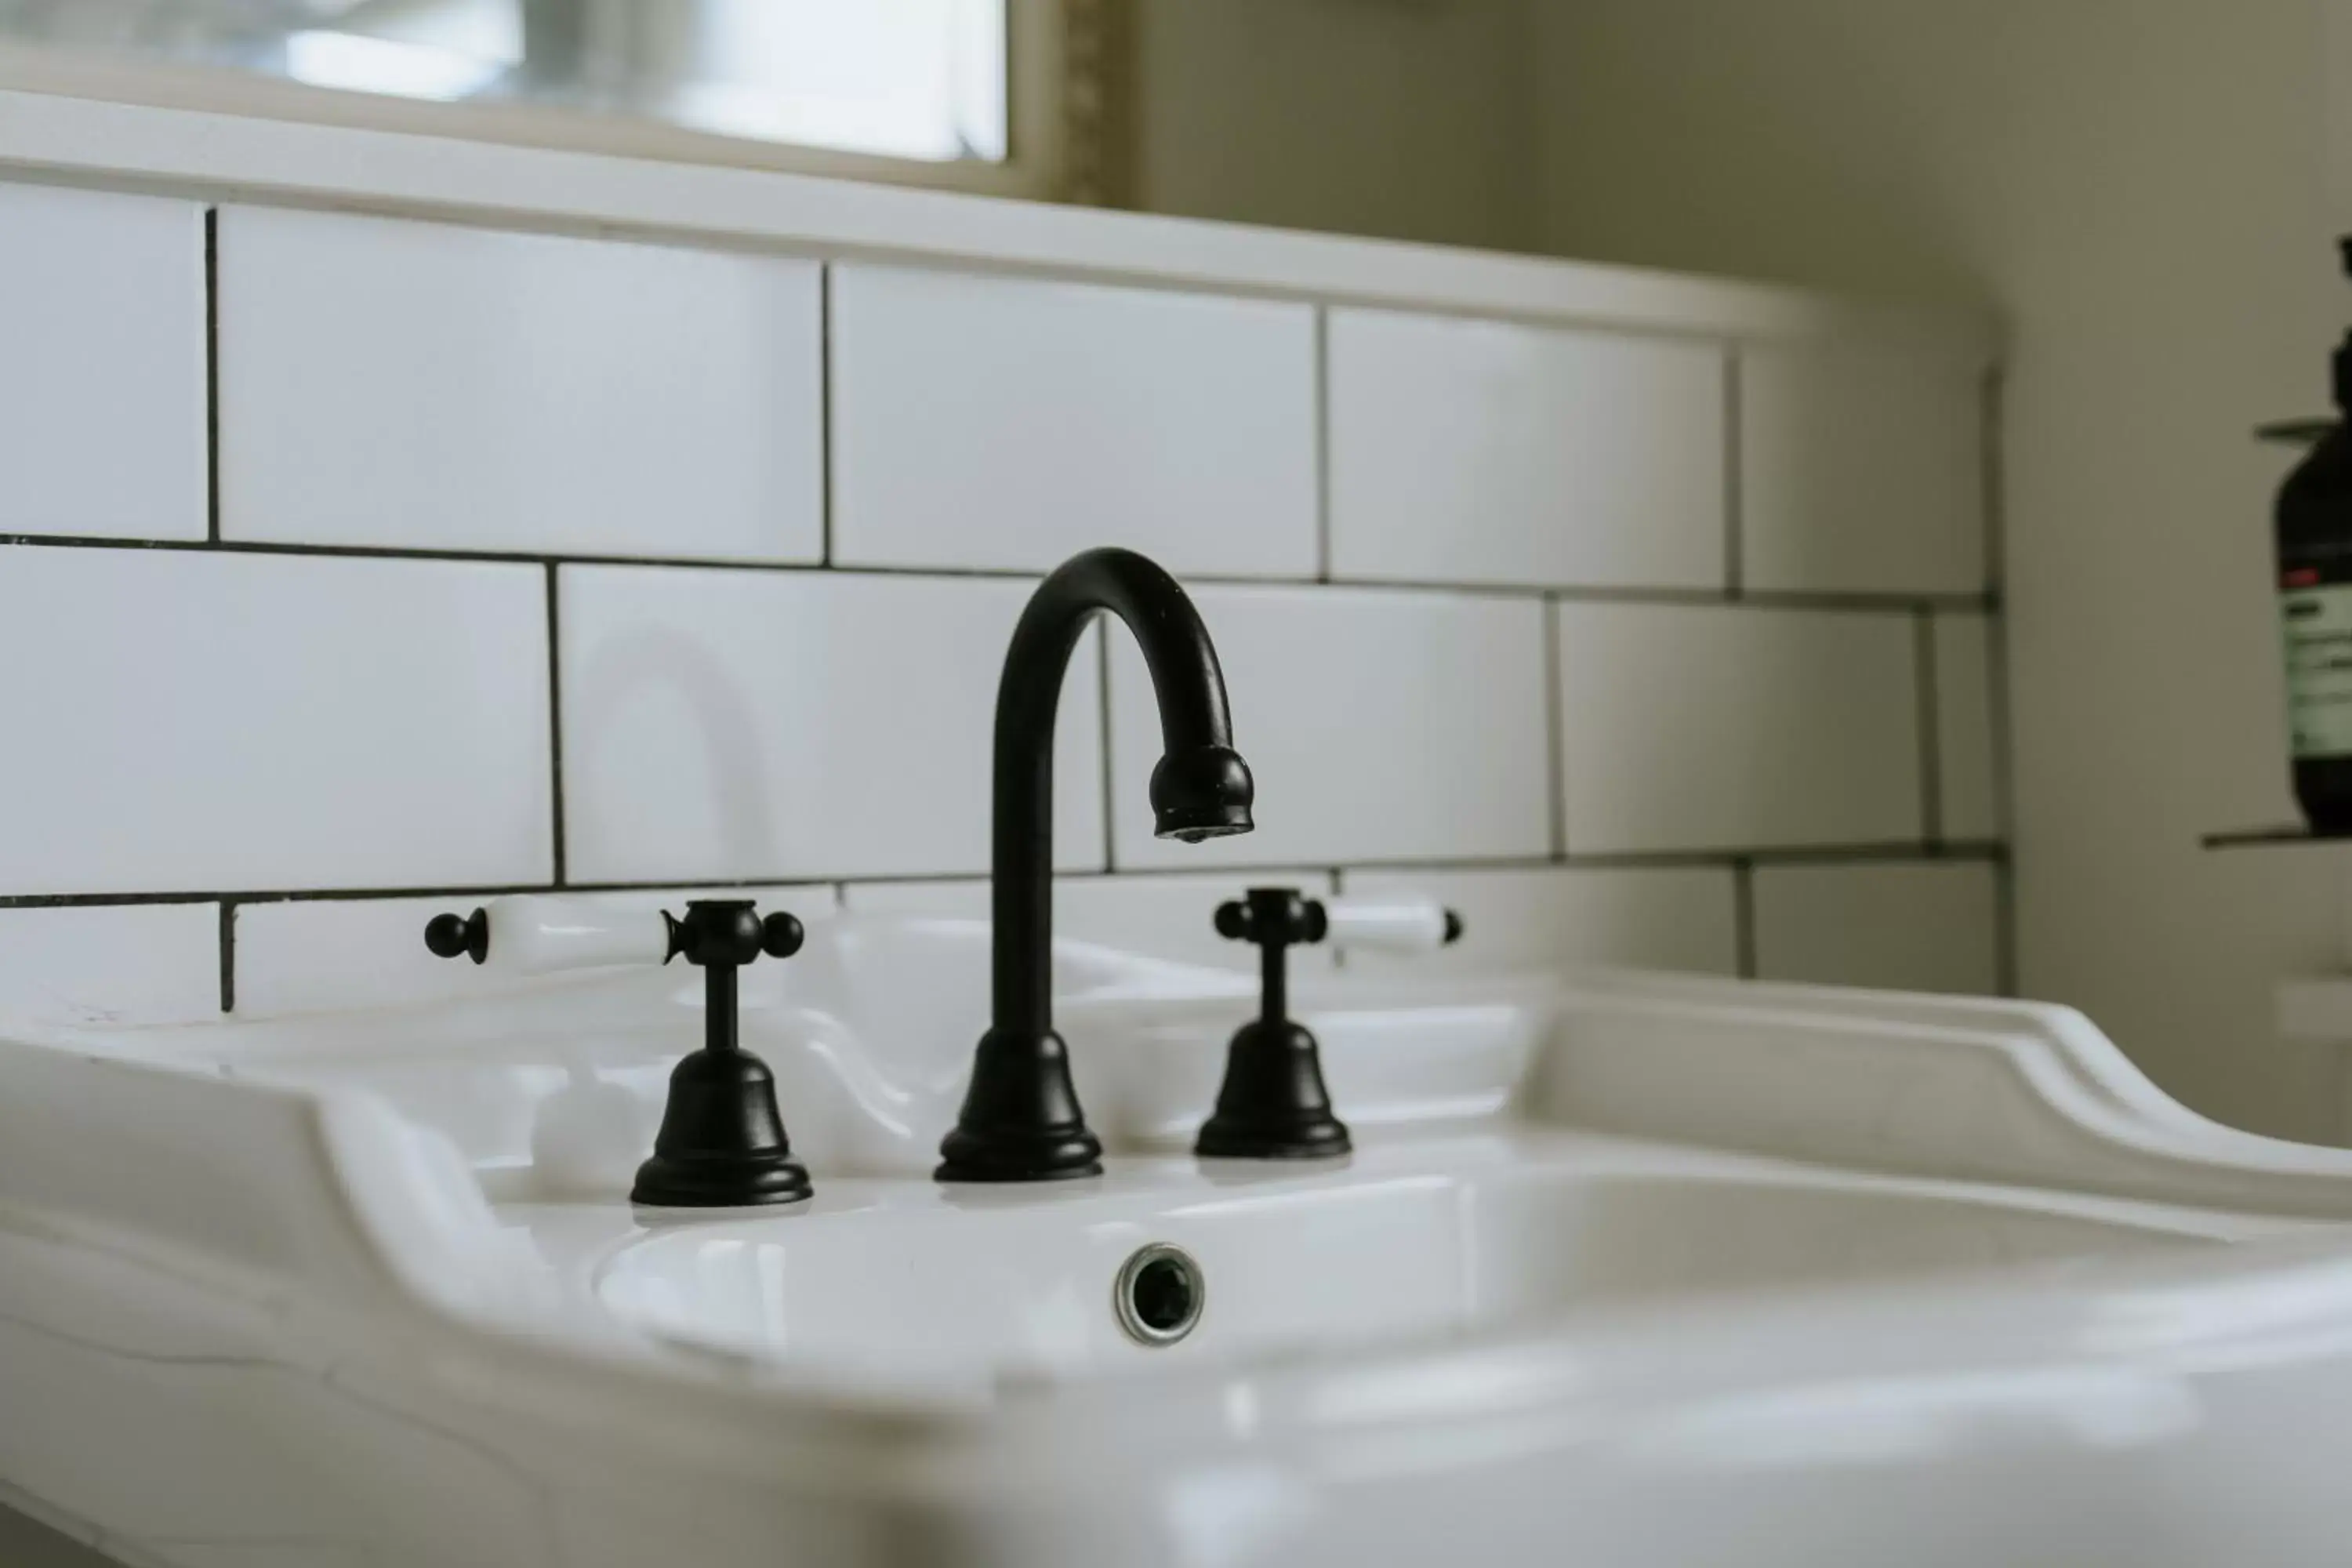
[0,0,1029,178]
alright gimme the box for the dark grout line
[1313,305,1333,583]
[1327,866,1348,969]
[1733,858,1758,978]
[0,884,557,909]
[0,532,991,575]
[0,891,224,908]
[1096,619,1117,871]
[1065,842,2005,875]
[544,564,567,886]
[216,901,235,1014]
[818,262,835,567]
[0,843,2006,912]
[1544,582,1987,614]
[203,207,220,543]
[228,877,837,906]
[0,532,1994,613]
[1722,349,1743,598]
[1541,593,1567,860]
[838,862,1349,895]
[1915,605,1944,847]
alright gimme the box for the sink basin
[9,913,2352,1567]
[590,1134,2245,1392]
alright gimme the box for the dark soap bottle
[2278,240,2352,833]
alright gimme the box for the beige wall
[1127,0,1537,251]
[1535,0,2352,1141]
[1127,0,2352,1141]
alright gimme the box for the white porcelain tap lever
[1319,895,1465,955]
[423,894,670,975]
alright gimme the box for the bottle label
[2284,582,2352,758]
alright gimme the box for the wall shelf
[2203,826,2352,849]
[2219,825,2352,1049]
[2256,418,2336,447]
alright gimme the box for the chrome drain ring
[1113,1243,1204,1347]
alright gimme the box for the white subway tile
[234,886,837,1018]
[844,871,1338,973]
[0,183,205,541]
[217,207,822,561]
[1343,866,1738,978]
[561,568,1105,884]
[237,893,528,1018]
[0,550,550,895]
[840,880,993,920]
[1935,612,2001,840]
[1740,346,1985,594]
[1556,603,1922,853]
[1108,586,1551,868]
[0,904,220,1025]
[1328,310,1725,589]
[1752,861,2000,994]
[829,264,1317,575]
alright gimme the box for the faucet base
[937,1027,1105,1182]
[1195,1018,1353,1160]
[631,1147,815,1207]
[630,1044,813,1207]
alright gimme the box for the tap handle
[424,895,665,972]
[1319,896,1464,953]
[424,896,811,973]
[662,899,809,968]
[1214,888,1463,953]
[762,909,805,960]
[423,906,489,964]
[1214,887,1327,948]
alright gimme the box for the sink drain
[1114,1243,1204,1347]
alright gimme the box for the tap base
[630,1148,814,1208]
[630,1043,812,1207]
[935,1128,1105,1183]
[1195,1018,1353,1160]
[937,1027,1105,1182]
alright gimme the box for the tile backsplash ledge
[0,179,2006,1024]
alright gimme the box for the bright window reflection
[0,0,1009,163]
[283,29,510,103]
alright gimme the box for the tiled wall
[0,180,2005,1025]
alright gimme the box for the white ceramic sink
[590,1138,2240,1392]
[9,913,2352,1567]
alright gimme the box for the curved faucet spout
[990,548,1255,1037]
[937,547,1255,1183]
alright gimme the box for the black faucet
[937,547,1256,1182]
